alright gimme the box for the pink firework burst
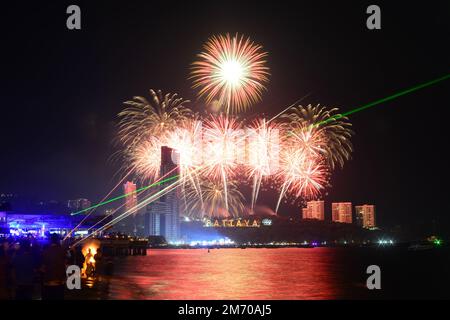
[191,33,269,114]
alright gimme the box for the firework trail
[183,179,244,218]
[64,167,134,240]
[82,167,180,236]
[281,104,353,169]
[275,146,328,212]
[165,118,205,206]
[71,176,181,247]
[245,118,281,209]
[70,164,203,247]
[201,114,243,211]
[128,137,163,181]
[117,89,194,179]
[117,89,193,157]
[115,86,353,218]
[274,104,353,211]
[191,33,269,114]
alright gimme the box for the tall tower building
[303,200,324,220]
[332,202,353,223]
[146,146,180,243]
[355,204,376,229]
[145,201,165,236]
[123,181,137,212]
[118,181,138,235]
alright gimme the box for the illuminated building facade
[123,181,138,212]
[145,146,180,243]
[0,211,107,237]
[303,200,324,220]
[332,202,353,223]
[115,181,140,236]
[355,204,376,229]
[146,201,165,236]
[302,207,310,219]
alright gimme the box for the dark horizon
[1,1,449,235]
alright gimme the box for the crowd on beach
[0,233,108,300]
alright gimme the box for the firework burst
[191,33,269,114]
[245,118,281,209]
[117,89,193,179]
[165,117,204,171]
[129,137,163,181]
[273,104,353,211]
[165,118,204,202]
[116,87,353,219]
[201,114,243,211]
[183,180,245,218]
[275,145,328,212]
[118,89,193,150]
[281,104,353,170]
[201,114,243,181]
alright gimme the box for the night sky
[1,1,449,233]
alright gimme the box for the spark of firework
[183,180,244,218]
[275,146,328,212]
[117,89,193,150]
[165,118,204,205]
[201,114,243,211]
[245,118,281,209]
[273,104,353,211]
[191,33,269,114]
[281,104,353,170]
[117,89,193,180]
[165,118,203,171]
[129,136,163,181]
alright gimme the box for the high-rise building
[332,202,352,223]
[355,204,376,229]
[146,201,165,236]
[123,181,137,213]
[146,146,180,243]
[303,200,324,220]
[67,198,91,212]
[302,207,310,219]
[117,181,138,236]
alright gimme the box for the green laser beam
[317,73,450,126]
[70,174,180,216]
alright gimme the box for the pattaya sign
[203,218,262,228]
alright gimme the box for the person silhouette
[85,248,94,277]
[41,234,66,300]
